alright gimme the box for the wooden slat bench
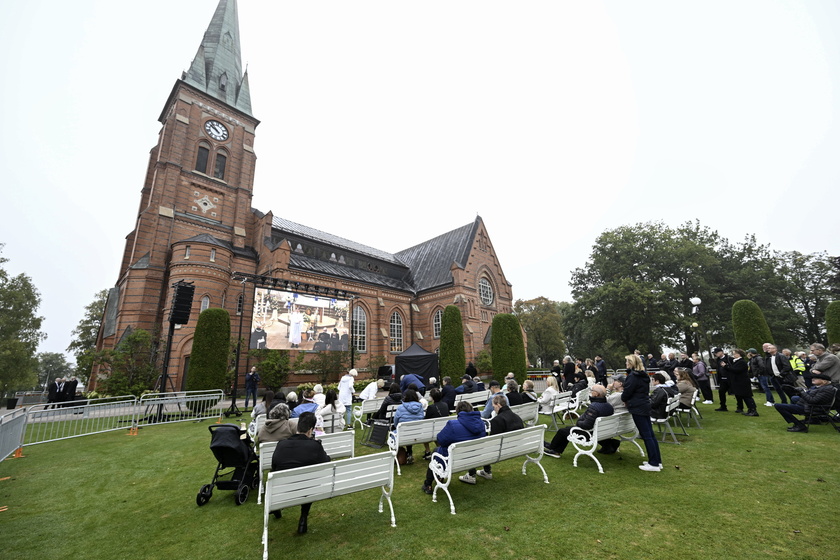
[428,425,549,514]
[509,401,539,427]
[262,451,396,559]
[387,416,452,475]
[257,430,355,504]
[567,413,644,473]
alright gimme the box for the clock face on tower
[204,120,229,141]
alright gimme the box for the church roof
[182,0,252,116]
[269,214,483,295]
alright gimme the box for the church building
[94,0,514,390]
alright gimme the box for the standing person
[63,376,79,408]
[784,349,807,388]
[810,343,840,383]
[400,372,426,395]
[465,361,478,378]
[594,355,608,386]
[622,354,663,472]
[337,368,358,428]
[47,377,61,409]
[713,348,732,411]
[692,353,714,404]
[727,349,759,416]
[765,344,792,404]
[271,412,331,534]
[244,366,260,409]
[561,356,576,390]
[550,360,563,388]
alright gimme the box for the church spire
[182,0,253,116]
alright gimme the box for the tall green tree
[731,300,773,351]
[36,352,74,390]
[826,301,840,346]
[0,245,46,396]
[302,351,348,385]
[95,328,158,396]
[772,251,834,344]
[490,313,527,384]
[186,308,231,392]
[439,305,466,378]
[67,289,108,384]
[513,297,565,368]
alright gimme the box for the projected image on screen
[249,287,350,351]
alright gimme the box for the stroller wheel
[234,484,250,505]
[196,484,213,507]
[250,468,260,490]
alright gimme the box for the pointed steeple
[182,0,252,116]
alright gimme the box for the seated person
[290,389,319,418]
[258,403,297,444]
[599,374,626,454]
[252,390,277,418]
[316,389,346,433]
[393,389,425,464]
[773,373,836,433]
[421,388,451,460]
[285,391,298,412]
[440,376,457,410]
[650,373,678,419]
[505,380,523,405]
[473,376,486,391]
[674,368,699,410]
[520,379,538,404]
[481,380,509,419]
[374,383,403,420]
[421,402,486,494]
[455,374,476,394]
[537,376,560,415]
[568,372,589,397]
[460,394,524,484]
[544,385,613,458]
[271,412,330,534]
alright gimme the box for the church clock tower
[95,0,260,390]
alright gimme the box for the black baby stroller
[196,423,259,506]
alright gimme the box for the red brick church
[94,0,513,391]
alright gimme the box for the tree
[439,305,466,378]
[0,245,46,396]
[36,352,74,390]
[67,289,108,384]
[772,251,834,345]
[490,313,527,384]
[513,297,565,368]
[826,301,840,346]
[186,308,231,392]
[250,348,305,390]
[731,300,773,351]
[95,328,158,396]
[305,351,349,385]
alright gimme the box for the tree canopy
[67,289,108,384]
[513,297,565,368]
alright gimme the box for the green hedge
[491,313,527,385]
[186,308,231,392]
[439,305,466,378]
[731,299,773,351]
[826,300,840,345]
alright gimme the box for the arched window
[433,309,443,338]
[213,150,227,180]
[236,292,244,316]
[352,305,366,352]
[195,143,210,174]
[479,277,494,306]
[390,311,403,353]
[200,295,210,312]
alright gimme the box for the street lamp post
[690,297,713,366]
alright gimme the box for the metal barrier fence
[1,408,27,461]
[14,391,47,406]
[0,391,227,459]
[136,390,224,427]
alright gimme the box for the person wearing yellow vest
[782,348,807,388]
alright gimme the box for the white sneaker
[764,402,775,407]
[702,400,713,405]
[458,474,476,485]
[639,463,662,472]
[477,470,493,480]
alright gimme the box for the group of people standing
[46,376,79,408]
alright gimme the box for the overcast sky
[1,1,838,360]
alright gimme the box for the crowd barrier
[0,390,225,462]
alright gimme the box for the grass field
[1,403,838,560]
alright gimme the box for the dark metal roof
[181,233,258,260]
[288,254,414,291]
[272,216,402,264]
[395,220,479,293]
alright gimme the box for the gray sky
[1,1,838,360]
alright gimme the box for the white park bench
[353,397,385,430]
[262,451,396,559]
[454,389,491,411]
[428,425,549,514]
[257,430,355,504]
[387,415,453,475]
[567,413,644,474]
[509,401,539,427]
[538,391,572,430]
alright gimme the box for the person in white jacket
[538,376,560,415]
[337,368,358,427]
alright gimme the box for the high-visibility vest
[789,356,805,374]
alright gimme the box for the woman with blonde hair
[674,367,698,409]
[537,375,560,414]
[621,354,663,472]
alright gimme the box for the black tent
[395,343,439,385]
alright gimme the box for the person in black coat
[561,357,576,390]
[713,347,733,411]
[649,373,678,419]
[47,377,61,408]
[440,376,456,410]
[271,412,330,534]
[421,388,451,460]
[463,395,524,483]
[726,349,759,416]
[622,354,663,471]
[544,385,613,457]
[375,383,403,420]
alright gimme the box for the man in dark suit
[271,412,330,534]
[47,377,61,408]
[63,376,79,407]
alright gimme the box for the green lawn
[1,405,838,560]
